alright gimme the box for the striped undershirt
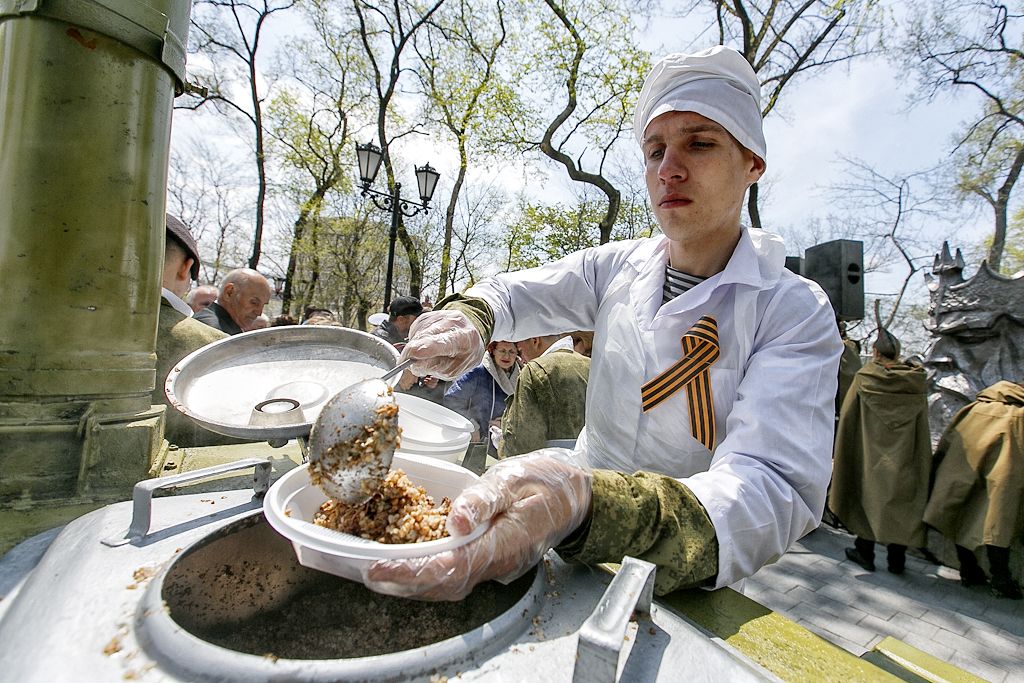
[663,265,707,304]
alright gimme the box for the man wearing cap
[156,215,242,447]
[193,268,273,335]
[363,46,842,600]
[830,328,930,574]
[372,296,424,350]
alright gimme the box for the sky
[169,3,999,325]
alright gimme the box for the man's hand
[361,451,592,601]
[398,369,440,390]
[397,368,418,391]
[400,310,485,381]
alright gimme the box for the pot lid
[165,326,400,441]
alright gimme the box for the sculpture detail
[923,242,1024,447]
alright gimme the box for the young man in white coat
[362,46,843,600]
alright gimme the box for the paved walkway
[746,525,1024,683]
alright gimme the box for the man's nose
[658,147,687,181]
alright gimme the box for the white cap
[368,312,388,326]
[633,45,766,161]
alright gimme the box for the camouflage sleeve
[555,469,719,595]
[497,364,549,458]
[437,293,494,346]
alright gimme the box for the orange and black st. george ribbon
[640,316,720,450]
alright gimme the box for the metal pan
[165,326,400,441]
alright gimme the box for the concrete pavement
[746,524,1024,683]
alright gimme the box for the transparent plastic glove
[488,424,502,449]
[361,449,592,601]
[399,310,485,381]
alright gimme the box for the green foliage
[484,0,652,241]
[501,193,659,272]
[291,212,390,326]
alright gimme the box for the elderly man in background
[186,284,219,313]
[156,216,241,447]
[363,46,842,601]
[193,268,272,335]
[497,334,589,458]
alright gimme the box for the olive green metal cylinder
[0,0,190,528]
[0,15,170,403]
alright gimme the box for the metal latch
[102,458,271,547]
[572,556,657,683]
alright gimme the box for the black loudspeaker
[802,239,864,321]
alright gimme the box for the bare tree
[492,0,650,245]
[166,141,250,283]
[823,156,961,350]
[353,0,448,300]
[182,0,297,270]
[447,181,509,290]
[268,0,373,314]
[686,0,879,228]
[415,0,508,300]
[901,0,1024,271]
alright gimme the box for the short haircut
[165,232,188,264]
[220,268,267,295]
[388,296,423,318]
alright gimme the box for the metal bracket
[460,442,489,475]
[101,458,271,547]
[572,556,657,683]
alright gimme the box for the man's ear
[747,152,766,184]
[177,258,194,284]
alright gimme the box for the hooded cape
[829,360,931,546]
[923,381,1024,549]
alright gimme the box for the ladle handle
[572,556,656,683]
[101,458,272,547]
[380,358,414,383]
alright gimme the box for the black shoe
[846,547,875,571]
[960,568,988,588]
[886,544,906,574]
[990,576,1023,600]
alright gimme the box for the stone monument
[922,242,1024,447]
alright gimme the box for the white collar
[541,335,576,357]
[162,288,194,317]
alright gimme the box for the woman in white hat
[364,46,843,600]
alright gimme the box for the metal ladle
[306,359,413,504]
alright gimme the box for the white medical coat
[465,228,842,587]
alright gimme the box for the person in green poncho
[829,326,931,574]
[924,380,1024,600]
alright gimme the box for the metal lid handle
[572,556,656,683]
[102,458,271,547]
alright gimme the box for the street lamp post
[356,142,440,313]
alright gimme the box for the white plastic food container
[396,432,472,463]
[395,393,474,462]
[396,393,473,435]
[264,453,489,582]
